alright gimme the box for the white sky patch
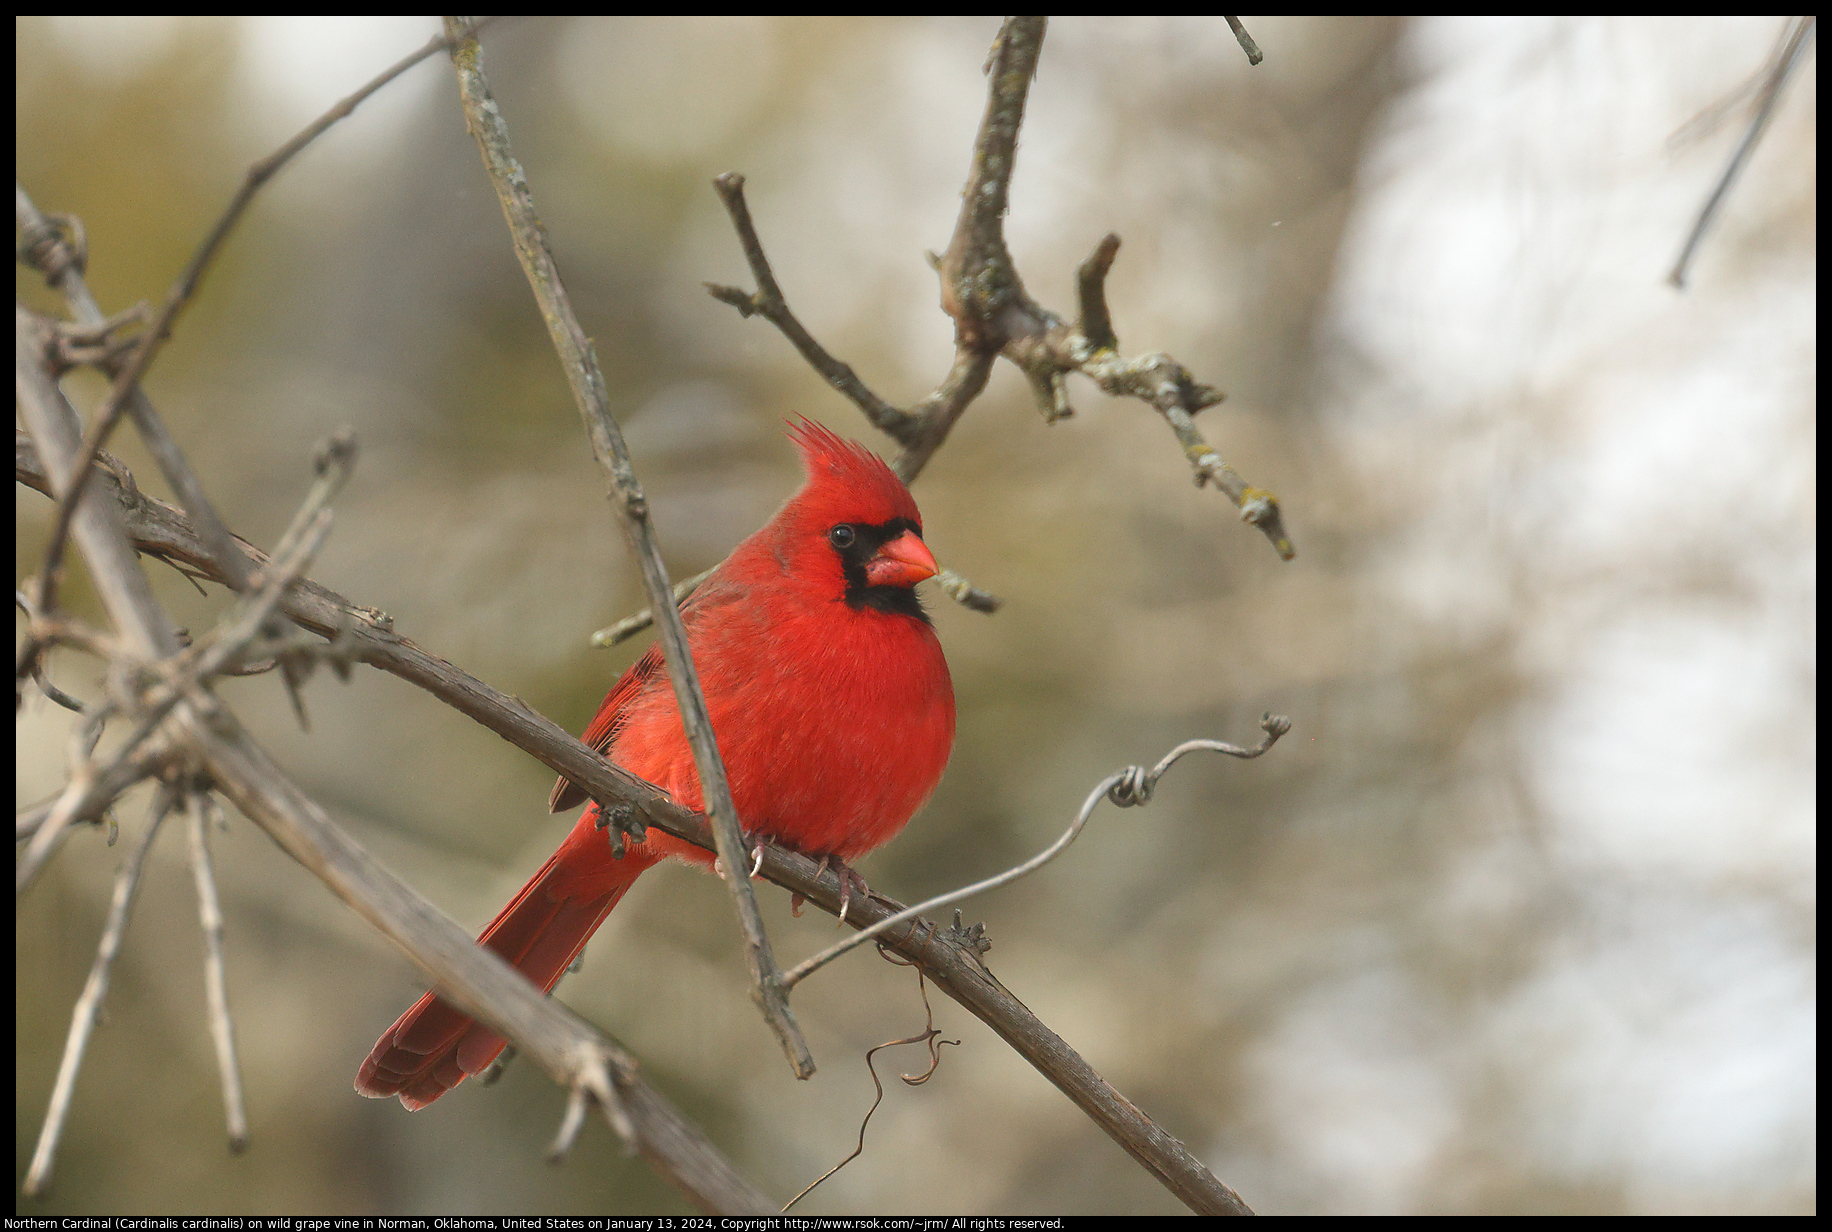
[1494,896,1816,1204]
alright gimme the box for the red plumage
[356,419,955,1109]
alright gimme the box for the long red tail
[355,819,655,1110]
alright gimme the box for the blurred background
[16,16,1815,1216]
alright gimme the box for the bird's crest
[785,417,920,528]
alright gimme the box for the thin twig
[15,193,250,613]
[703,179,996,485]
[442,17,814,1079]
[781,715,1291,989]
[707,173,918,442]
[17,587,99,712]
[13,737,168,849]
[934,568,1002,614]
[1669,16,1815,288]
[1225,17,1265,66]
[23,782,176,1197]
[16,426,694,844]
[17,706,173,896]
[937,17,1045,347]
[751,836,1258,1213]
[185,789,249,1153]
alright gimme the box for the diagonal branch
[1668,15,1816,289]
[1224,16,1265,66]
[441,17,814,1079]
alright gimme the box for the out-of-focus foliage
[17,16,1814,1215]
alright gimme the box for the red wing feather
[547,576,745,814]
[548,639,663,813]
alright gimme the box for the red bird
[356,419,955,1109]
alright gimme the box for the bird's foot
[593,801,648,859]
[814,853,872,926]
[787,853,872,922]
[717,829,768,882]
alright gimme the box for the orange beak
[863,529,939,588]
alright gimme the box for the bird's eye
[827,524,856,549]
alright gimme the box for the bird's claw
[717,830,767,882]
[807,853,871,926]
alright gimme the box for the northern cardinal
[356,419,955,1109]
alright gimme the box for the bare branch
[16,22,505,626]
[18,585,102,711]
[707,173,919,442]
[16,427,348,897]
[1076,232,1122,353]
[937,17,1047,348]
[1669,16,1815,288]
[23,782,176,1197]
[194,701,771,1213]
[708,19,1295,560]
[747,833,1257,1215]
[1225,17,1265,66]
[14,736,167,851]
[183,790,248,1152]
[547,1084,594,1165]
[442,18,813,1078]
[16,430,693,843]
[934,568,1002,614]
[703,175,997,485]
[880,349,994,487]
[17,187,250,609]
